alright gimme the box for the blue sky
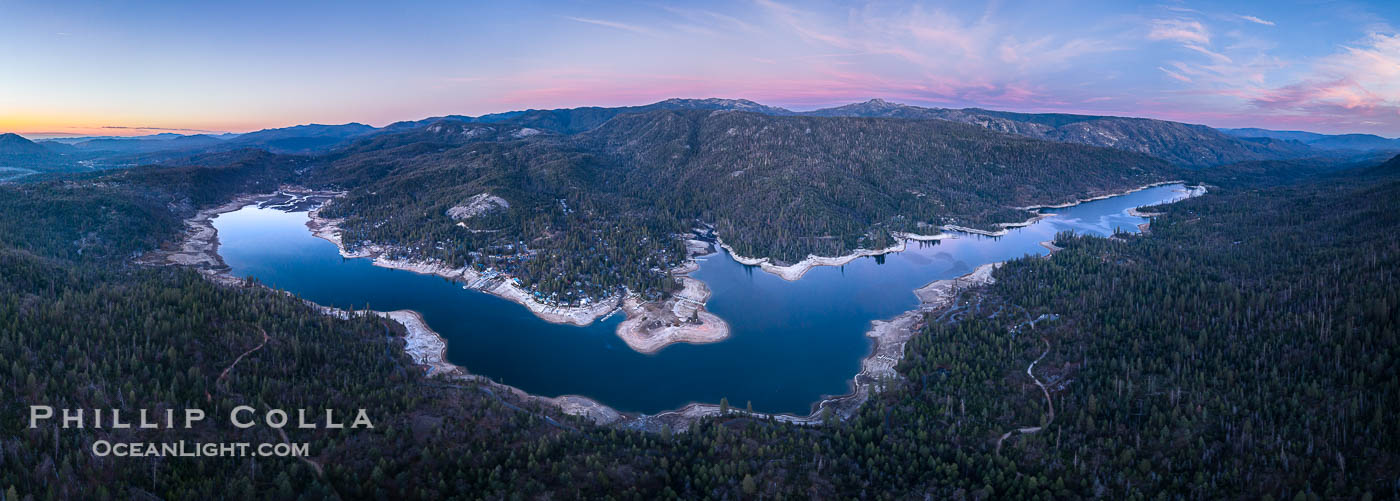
[2,0,1397,136]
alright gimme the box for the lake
[213,184,1197,415]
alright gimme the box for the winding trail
[996,337,1055,454]
[208,327,331,486]
[215,327,269,394]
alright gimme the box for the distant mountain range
[376,98,1331,167]
[797,99,1321,167]
[222,122,377,153]
[7,98,1398,173]
[382,98,796,134]
[0,133,71,171]
[54,134,227,154]
[1220,128,1400,151]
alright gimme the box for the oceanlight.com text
[90,440,310,458]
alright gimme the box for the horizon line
[10,96,1397,140]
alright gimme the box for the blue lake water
[214,184,1195,415]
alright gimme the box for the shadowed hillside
[314,110,1178,302]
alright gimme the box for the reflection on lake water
[214,184,1196,414]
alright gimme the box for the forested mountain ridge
[886,159,1400,498]
[313,110,1178,304]
[1222,127,1400,152]
[381,97,1328,167]
[1,146,1394,498]
[56,134,227,155]
[222,123,378,153]
[584,110,1176,252]
[381,97,795,134]
[0,133,77,172]
[5,97,1354,172]
[805,99,1317,167]
[0,166,598,498]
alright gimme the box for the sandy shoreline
[140,189,337,286]
[140,194,256,280]
[615,275,731,354]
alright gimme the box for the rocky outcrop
[445,193,510,220]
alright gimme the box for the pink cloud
[449,4,1399,136]
[1231,33,1400,129]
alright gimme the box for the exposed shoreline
[143,189,628,426]
[351,260,1006,431]
[623,261,1004,431]
[148,180,1202,430]
[373,309,624,425]
[1013,179,1186,210]
[716,231,951,282]
[943,180,1188,238]
[145,191,1002,429]
[380,181,1202,429]
[713,180,1186,277]
[139,191,287,285]
[621,180,1206,429]
[306,201,731,355]
[305,203,621,327]
[615,273,731,354]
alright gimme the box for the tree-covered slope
[1223,127,1400,152]
[2,146,1394,500]
[314,110,1177,303]
[0,164,594,499]
[934,162,1400,497]
[586,110,1176,256]
[0,133,79,172]
[807,99,1318,167]
[380,97,795,134]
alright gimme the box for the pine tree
[742,474,757,496]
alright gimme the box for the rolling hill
[806,99,1316,167]
[313,109,1178,302]
[11,98,1359,171]
[0,133,78,172]
[1221,127,1400,151]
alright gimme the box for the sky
[2,0,1398,137]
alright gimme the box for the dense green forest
[16,98,1377,176]
[889,158,1400,498]
[1,137,1395,498]
[805,99,1320,167]
[314,111,1176,303]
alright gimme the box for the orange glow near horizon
[3,1,1398,138]
[0,113,309,138]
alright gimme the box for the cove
[213,184,1198,415]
